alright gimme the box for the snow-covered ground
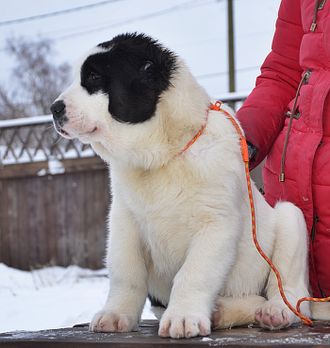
[0,263,156,333]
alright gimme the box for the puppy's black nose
[50,100,66,120]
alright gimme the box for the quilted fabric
[237,0,330,297]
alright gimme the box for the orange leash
[178,111,209,156]
[210,101,314,326]
[182,100,330,327]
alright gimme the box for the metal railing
[0,92,249,166]
[0,116,94,166]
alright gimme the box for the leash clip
[209,101,222,111]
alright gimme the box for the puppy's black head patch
[80,33,177,124]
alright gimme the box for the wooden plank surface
[1,320,330,347]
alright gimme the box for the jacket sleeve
[236,0,304,169]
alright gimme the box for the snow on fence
[0,93,248,270]
[0,115,95,167]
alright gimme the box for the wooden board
[0,160,110,269]
[1,320,330,347]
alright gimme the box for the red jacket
[237,0,330,297]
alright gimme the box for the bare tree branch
[0,36,71,119]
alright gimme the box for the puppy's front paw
[90,310,137,333]
[255,302,295,330]
[159,310,211,339]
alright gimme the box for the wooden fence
[0,116,109,269]
[0,93,249,270]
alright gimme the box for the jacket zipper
[287,70,311,118]
[319,0,327,9]
[285,70,311,120]
[304,69,312,83]
[279,70,312,181]
[310,0,327,31]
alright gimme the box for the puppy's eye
[142,61,153,71]
[88,71,101,81]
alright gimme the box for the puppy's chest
[121,168,199,272]
[123,165,197,218]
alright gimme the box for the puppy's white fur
[57,57,311,338]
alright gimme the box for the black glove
[247,141,257,163]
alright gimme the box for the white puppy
[51,33,310,339]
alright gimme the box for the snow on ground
[0,263,156,333]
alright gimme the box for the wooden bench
[1,320,330,347]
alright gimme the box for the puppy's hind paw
[255,302,294,330]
